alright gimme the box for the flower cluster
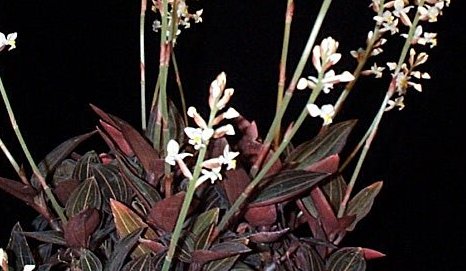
[356,0,449,110]
[297,37,355,125]
[151,0,203,42]
[165,72,240,187]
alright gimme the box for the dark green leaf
[92,164,132,206]
[105,228,145,271]
[117,155,161,207]
[122,253,155,271]
[7,223,35,271]
[326,247,366,271]
[20,231,67,246]
[80,249,103,271]
[345,181,383,231]
[248,170,329,207]
[192,208,219,250]
[293,243,324,271]
[204,255,240,271]
[285,120,357,170]
[231,261,255,271]
[72,151,101,181]
[65,177,102,218]
[321,175,347,213]
[145,98,186,154]
[30,131,96,189]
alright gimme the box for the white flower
[223,107,240,119]
[23,265,36,271]
[197,167,222,186]
[213,124,235,138]
[219,145,239,170]
[185,127,214,149]
[307,104,335,126]
[165,140,192,166]
[0,32,17,52]
[0,248,8,271]
[304,70,355,93]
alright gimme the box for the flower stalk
[337,0,426,218]
[250,0,333,177]
[0,76,67,224]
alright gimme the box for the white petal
[306,104,321,117]
[297,78,308,90]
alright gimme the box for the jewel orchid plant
[0,0,451,270]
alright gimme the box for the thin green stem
[0,136,28,184]
[250,0,333,177]
[0,76,67,224]
[333,0,385,116]
[218,73,325,233]
[337,0,425,217]
[171,51,188,125]
[140,0,147,131]
[274,0,294,146]
[162,101,220,271]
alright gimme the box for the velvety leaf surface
[248,170,329,207]
[65,177,102,218]
[325,247,366,271]
[0,176,37,207]
[30,131,96,189]
[7,223,36,271]
[79,249,103,271]
[104,228,145,271]
[192,208,219,250]
[121,252,155,271]
[247,228,289,243]
[193,241,250,267]
[345,181,383,231]
[321,175,347,214]
[285,120,357,170]
[20,231,67,246]
[244,205,277,227]
[64,208,100,248]
[147,191,187,232]
[72,151,101,181]
[92,163,132,207]
[110,199,157,257]
[118,118,162,185]
[53,178,80,206]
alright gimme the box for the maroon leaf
[90,103,119,127]
[53,179,80,206]
[191,241,251,265]
[247,228,290,243]
[309,187,339,238]
[361,247,385,260]
[244,205,277,227]
[99,120,134,156]
[64,208,100,248]
[306,154,340,174]
[222,168,250,204]
[118,118,162,185]
[147,192,193,232]
[0,177,37,206]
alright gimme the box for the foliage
[0,0,451,270]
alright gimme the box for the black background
[0,1,465,270]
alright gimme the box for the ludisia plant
[0,0,451,270]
